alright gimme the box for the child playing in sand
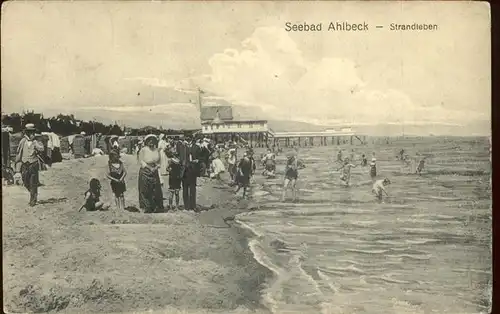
[80,178,110,211]
[106,151,127,210]
[369,157,377,181]
[337,158,357,186]
[166,154,182,210]
[372,178,391,201]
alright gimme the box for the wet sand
[2,154,272,313]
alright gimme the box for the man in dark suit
[179,134,201,210]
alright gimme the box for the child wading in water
[416,157,426,175]
[80,178,110,211]
[372,178,391,202]
[361,154,368,167]
[106,151,127,210]
[337,158,357,186]
[281,150,305,202]
[167,154,183,210]
[370,157,377,181]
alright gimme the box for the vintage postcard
[1,1,491,314]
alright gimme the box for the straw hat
[24,123,37,132]
[80,131,86,135]
[144,134,158,144]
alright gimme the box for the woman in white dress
[137,134,164,213]
[158,134,169,176]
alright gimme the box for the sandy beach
[2,154,273,314]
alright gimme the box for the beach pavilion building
[200,105,274,147]
[198,104,365,148]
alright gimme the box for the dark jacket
[178,142,202,179]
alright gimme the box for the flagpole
[198,87,203,112]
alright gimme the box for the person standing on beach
[179,135,200,210]
[14,124,45,206]
[226,148,237,184]
[106,150,127,210]
[158,134,169,177]
[235,152,252,199]
[110,135,120,154]
[247,148,257,183]
[137,134,164,213]
[166,153,182,210]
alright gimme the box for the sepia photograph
[1,1,491,314]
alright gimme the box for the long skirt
[138,167,164,213]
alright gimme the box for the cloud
[174,26,485,127]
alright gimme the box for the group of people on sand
[13,122,424,208]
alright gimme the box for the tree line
[1,111,196,137]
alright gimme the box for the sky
[1,1,491,135]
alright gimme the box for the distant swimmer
[350,149,356,162]
[416,157,426,175]
[337,149,343,163]
[372,178,391,202]
[369,157,377,181]
[337,158,357,186]
[361,154,368,167]
[399,149,405,160]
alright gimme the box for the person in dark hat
[14,123,45,206]
[178,134,200,210]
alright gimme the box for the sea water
[236,137,491,314]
